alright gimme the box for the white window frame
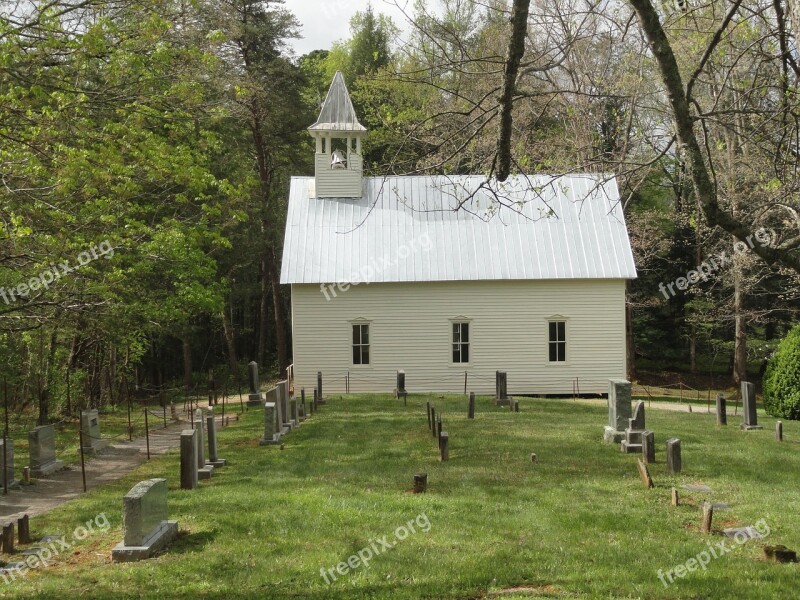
[349,319,372,367]
[449,317,472,366]
[545,316,569,365]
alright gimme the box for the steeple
[309,71,365,198]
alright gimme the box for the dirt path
[571,398,726,415]
[0,418,194,522]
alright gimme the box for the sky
[284,0,411,57]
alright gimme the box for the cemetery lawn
[3,394,798,599]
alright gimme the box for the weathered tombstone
[512,399,520,413]
[700,502,713,534]
[259,403,280,445]
[642,430,655,464]
[764,545,798,563]
[180,430,198,490]
[278,381,293,429]
[396,370,408,403]
[495,371,510,406]
[313,387,318,411]
[604,379,632,443]
[247,361,262,406]
[776,421,783,442]
[0,439,17,488]
[621,401,646,453]
[666,438,682,474]
[468,393,475,419]
[1,523,14,553]
[440,432,449,461]
[636,458,654,488]
[80,409,108,454]
[111,478,178,562]
[299,388,307,420]
[740,381,762,430]
[17,515,30,545]
[430,407,437,438]
[413,473,427,493]
[194,409,213,480]
[427,401,432,429]
[671,488,679,506]
[206,408,226,467]
[317,371,326,404]
[716,393,727,426]
[290,398,299,428]
[436,415,443,448]
[29,425,64,477]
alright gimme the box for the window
[549,321,566,362]
[452,322,470,363]
[352,323,370,365]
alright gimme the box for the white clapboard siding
[291,279,626,396]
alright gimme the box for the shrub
[764,325,800,420]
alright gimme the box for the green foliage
[764,325,800,420]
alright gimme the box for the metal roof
[280,174,638,284]
[308,71,366,133]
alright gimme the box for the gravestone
[259,403,280,445]
[427,401,432,429]
[193,409,214,480]
[206,408,226,467]
[621,401,646,453]
[430,407,437,438]
[0,438,18,488]
[604,379,631,443]
[716,393,727,426]
[299,388,307,421]
[247,361,263,406]
[642,430,655,464]
[278,381,293,429]
[776,421,783,442]
[396,370,407,402]
[636,458,654,488]
[80,409,108,454]
[290,399,298,428]
[436,415,443,449]
[440,432,449,461]
[180,430,198,490]
[740,381,762,430]
[111,478,178,562]
[317,371,326,404]
[28,425,64,477]
[495,371,510,406]
[666,438,682,474]
[468,393,475,419]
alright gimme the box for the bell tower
[308,71,366,198]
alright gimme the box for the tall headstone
[604,379,632,443]
[247,361,262,406]
[495,371,509,406]
[740,382,762,430]
[299,388,307,420]
[112,478,178,562]
[81,409,108,454]
[194,409,213,480]
[621,401,646,453]
[28,425,64,477]
[180,430,198,490]
[317,371,326,404]
[430,407,437,438]
[290,398,298,427]
[642,430,655,464]
[260,403,280,445]
[0,438,16,487]
[426,401,432,429]
[666,438,682,474]
[278,381,293,428]
[396,371,407,402]
[206,408,226,467]
[440,432,449,461]
[716,393,727,426]
[468,393,475,419]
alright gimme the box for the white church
[280,72,637,395]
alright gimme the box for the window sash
[548,321,566,362]
[452,322,470,363]
[352,324,370,365]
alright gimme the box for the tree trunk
[182,337,193,392]
[258,255,269,365]
[222,303,239,375]
[268,249,288,375]
[733,248,748,386]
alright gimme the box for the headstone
[666,438,682,474]
[0,438,17,488]
[247,361,262,406]
[642,430,655,464]
[260,403,280,445]
[206,408,226,467]
[278,381,293,429]
[671,488,679,506]
[682,483,712,493]
[437,415,443,448]
[716,393,727,426]
[413,473,427,493]
[440,432,449,461]
[740,381,762,430]
[763,545,797,563]
[621,401,646,453]
[495,371,510,406]
[180,430,198,490]
[290,398,298,427]
[80,409,108,454]
[17,515,30,545]
[1,523,14,553]
[468,393,475,419]
[701,502,713,533]
[604,379,631,443]
[396,370,407,402]
[194,409,213,480]
[317,371,326,404]
[430,407,436,438]
[776,421,783,442]
[111,478,178,562]
[28,425,64,477]
[636,458,654,488]
[427,401,432,429]
[300,388,306,420]
[724,526,765,541]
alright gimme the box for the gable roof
[308,71,366,133]
[280,174,638,284]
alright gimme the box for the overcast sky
[285,0,411,57]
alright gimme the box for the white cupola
[308,71,366,198]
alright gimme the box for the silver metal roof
[308,71,366,133]
[280,174,638,284]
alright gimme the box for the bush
[764,325,800,420]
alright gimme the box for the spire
[309,71,366,133]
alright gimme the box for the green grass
[2,394,798,599]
